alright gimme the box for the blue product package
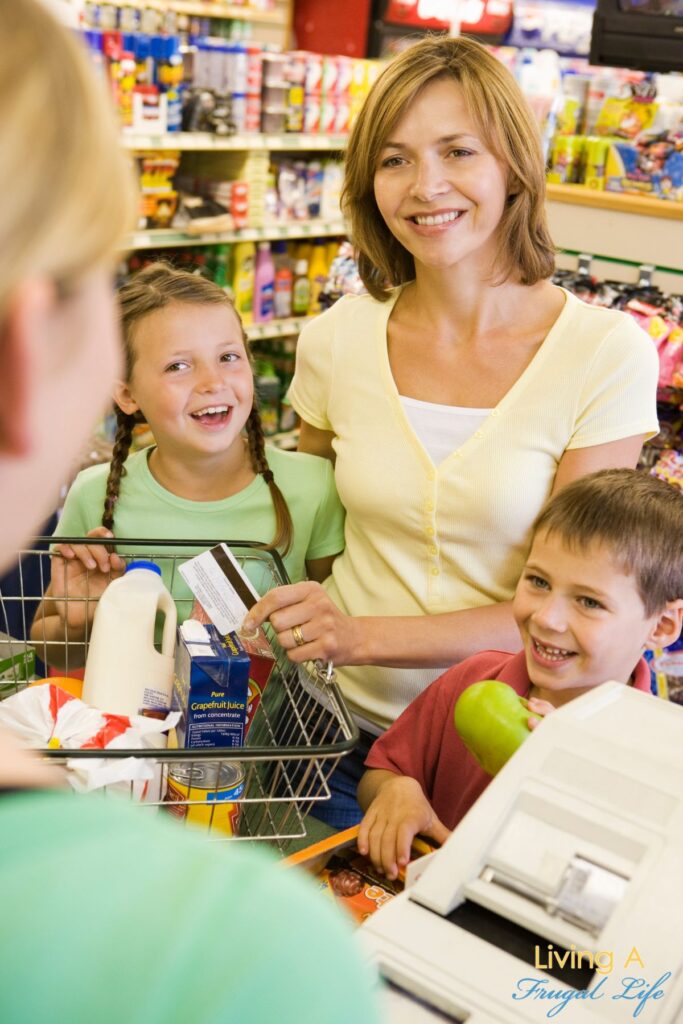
[173,620,249,748]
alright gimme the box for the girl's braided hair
[104,262,293,553]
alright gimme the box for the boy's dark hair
[533,469,683,616]
[104,262,293,553]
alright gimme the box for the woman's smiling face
[373,76,509,276]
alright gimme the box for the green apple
[453,680,541,777]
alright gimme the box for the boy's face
[512,529,668,706]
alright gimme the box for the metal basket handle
[314,660,336,686]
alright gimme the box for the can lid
[125,560,162,576]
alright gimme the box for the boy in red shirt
[357,469,683,878]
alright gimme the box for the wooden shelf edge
[546,183,683,222]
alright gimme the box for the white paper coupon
[178,544,259,635]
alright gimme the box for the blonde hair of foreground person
[0,0,136,572]
[343,34,556,300]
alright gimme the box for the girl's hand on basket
[50,527,125,631]
[357,775,451,880]
[242,582,362,665]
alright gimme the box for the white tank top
[400,395,492,466]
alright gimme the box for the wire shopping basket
[0,537,359,854]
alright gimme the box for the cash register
[362,683,683,1022]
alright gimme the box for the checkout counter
[363,683,683,1022]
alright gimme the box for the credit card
[179,544,260,635]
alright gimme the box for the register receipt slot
[363,683,683,1023]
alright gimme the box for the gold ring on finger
[292,625,306,647]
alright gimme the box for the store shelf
[128,219,346,249]
[105,0,287,24]
[546,184,683,279]
[122,131,348,151]
[546,183,683,223]
[245,315,316,341]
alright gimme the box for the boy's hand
[525,696,556,731]
[50,528,125,631]
[357,776,450,881]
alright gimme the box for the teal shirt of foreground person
[0,790,381,1024]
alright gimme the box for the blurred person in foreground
[0,4,380,1022]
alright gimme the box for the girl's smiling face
[115,301,254,462]
[373,76,509,276]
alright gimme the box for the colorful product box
[0,632,35,688]
[335,55,353,98]
[183,603,277,739]
[583,136,610,190]
[319,96,336,136]
[304,52,323,96]
[173,621,249,749]
[605,136,683,202]
[303,96,321,134]
[547,134,585,185]
[321,55,338,98]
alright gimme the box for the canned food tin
[164,761,245,835]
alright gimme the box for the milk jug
[83,561,177,717]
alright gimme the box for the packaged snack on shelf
[304,51,324,97]
[583,135,610,189]
[137,151,180,229]
[657,325,683,389]
[547,134,586,184]
[650,449,683,492]
[605,131,683,201]
[130,85,167,135]
[595,96,659,140]
[303,94,321,134]
[650,634,683,704]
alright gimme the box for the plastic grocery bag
[0,683,179,799]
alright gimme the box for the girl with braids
[32,263,344,665]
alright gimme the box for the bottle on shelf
[325,239,340,272]
[308,239,328,315]
[253,241,275,323]
[292,258,311,317]
[232,240,256,325]
[272,240,293,319]
[213,244,230,291]
[295,240,313,266]
[255,360,281,436]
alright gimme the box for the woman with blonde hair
[0,5,379,1022]
[247,35,659,826]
